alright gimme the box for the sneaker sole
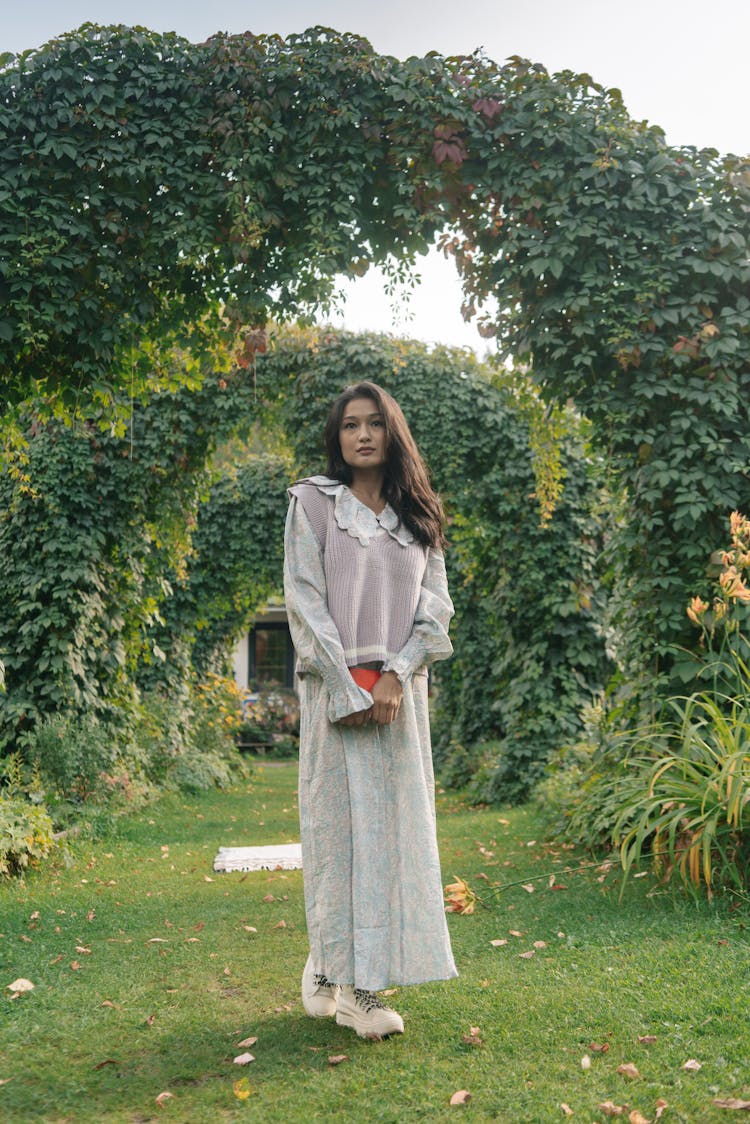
[335,1011,404,1037]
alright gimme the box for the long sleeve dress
[283,476,458,991]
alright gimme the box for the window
[249,622,294,688]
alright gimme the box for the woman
[283,380,457,1039]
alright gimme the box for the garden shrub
[0,796,56,877]
[237,687,300,758]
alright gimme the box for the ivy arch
[1,23,748,677]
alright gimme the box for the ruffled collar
[303,475,414,548]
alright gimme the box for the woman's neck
[348,469,386,514]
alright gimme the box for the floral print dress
[283,478,458,990]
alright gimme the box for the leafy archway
[1,23,748,679]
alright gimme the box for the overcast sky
[5,1,748,350]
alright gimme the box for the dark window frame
[248,621,295,689]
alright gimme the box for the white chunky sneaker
[336,986,404,1038]
[301,954,339,1018]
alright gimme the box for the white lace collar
[305,475,414,548]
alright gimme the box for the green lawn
[1,762,748,1123]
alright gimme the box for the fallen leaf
[147,937,168,943]
[18,934,32,943]
[638,1035,658,1044]
[70,962,81,971]
[509,930,523,937]
[49,955,63,965]
[533,940,547,949]
[522,883,535,893]
[243,926,257,933]
[449,1090,471,1106]
[93,1059,118,1070]
[713,1098,750,1109]
[75,945,92,954]
[146,1014,156,1026]
[682,1059,702,1072]
[518,950,535,959]
[237,1036,258,1048]
[590,1041,610,1053]
[654,1101,668,1120]
[462,1026,482,1046]
[0,1078,13,1085]
[223,967,231,976]
[6,978,34,993]
[233,1077,252,1100]
[560,1105,574,1117]
[102,1000,119,1009]
[328,1054,348,1065]
[262,894,275,903]
[598,1103,627,1117]
[581,1054,592,1070]
[87,911,96,921]
[204,876,214,883]
[382,988,398,997]
[233,1052,255,1065]
[490,939,508,947]
[272,920,287,929]
[628,1112,650,1124]
[155,1091,174,1106]
[617,1063,640,1080]
[30,910,40,921]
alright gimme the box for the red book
[350,667,381,692]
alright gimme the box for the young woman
[283,380,457,1039]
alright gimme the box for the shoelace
[352,988,388,1012]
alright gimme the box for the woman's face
[338,396,387,470]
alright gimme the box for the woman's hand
[370,671,403,725]
[338,709,372,728]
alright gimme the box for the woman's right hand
[337,708,373,728]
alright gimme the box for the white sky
[5,1,749,351]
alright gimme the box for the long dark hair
[324,381,446,549]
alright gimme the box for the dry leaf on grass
[70,961,81,971]
[533,940,548,949]
[244,926,258,933]
[147,937,168,944]
[598,1103,627,1117]
[237,1036,257,1048]
[522,883,535,893]
[233,1052,255,1065]
[518,950,535,960]
[155,1091,174,1106]
[617,1063,641,1079]
[233,1077,252,1100]
[580,1054,591,1070]
[93,1059,118,1070]
[628,1111,650,1124]
[272,920,287,929]
[328,1055,348,1066]
[713,1098,750,1110]
[382,988,397,997]
[682,1058,702,1071]
[560,1103,574,1116]
[146,1014,156,1026]
[638,1035,658,1044]
[0,1078,13,1086]
[262,894,275,903]
[6,978,34,994]
[590,1041,610,1053]
[462,1027,482,1046]
[102,1000,119,1009]
[655,1101,668,1120]
[509,930,523,937]
[449,1090,471,1105]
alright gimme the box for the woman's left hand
[370,671,403,725]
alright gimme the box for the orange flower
[686,596,709,626]
[444,877,477,915]
[720,568,750,601]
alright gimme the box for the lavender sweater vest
[289,478,428,669]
